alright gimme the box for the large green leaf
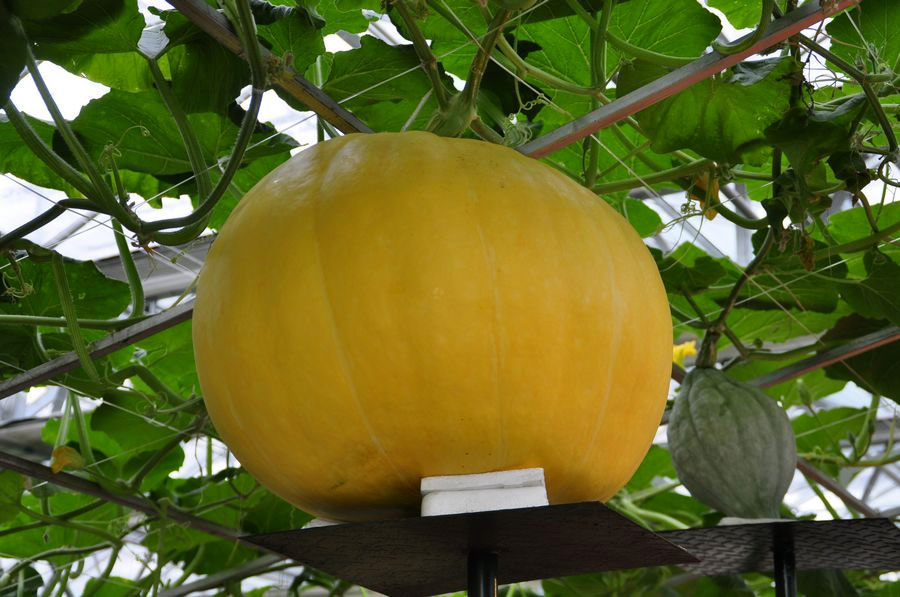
[607,0,720,69]
[153,8,252,113]
[0,8,27,105]
[314,36,440,131]
[0,255,130,320]
[0,113,74,191]
[653,244,733,293]
[840,249,900,326]
[256,4,326,76]
[68,90,294,176]
[618,57,795,165]
[23,0,147,90]
[827,0,900,74]
[765,94,868,177]
[821,315,900,404]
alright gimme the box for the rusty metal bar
[517,0,862,158]
[0,301,194,399]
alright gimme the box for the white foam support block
[421,468,545,494]
[420,468,549,516]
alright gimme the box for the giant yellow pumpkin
[193,132,672,522]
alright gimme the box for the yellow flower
[672,340,697,367]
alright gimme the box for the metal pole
[467,551,498,597]
[773,528,797,597]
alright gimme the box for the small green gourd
[667,367,797,519]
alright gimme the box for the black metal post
[773,528,797,597]
[467,551,498,597]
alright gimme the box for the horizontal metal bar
[751,326,900,389]
[0,449,251,544]
[517,0,862,158]
[165,0,373,135]
[0,301,194,399]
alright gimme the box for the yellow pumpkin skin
[193,131,672,522]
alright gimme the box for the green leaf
[821,315,900,404]
[0,113,74,192]
[23,0,147,90]
[154,8,251,113]
[827,0,900,74]
[82,577,140,597]
[8,0,82,20]
[621,198,662,237]
[314,37,439,131]
[0,492,120,558]
[666,575,755,596]
[42,414,124,471]
[797,570,859,597]
[765,95,868,177]
[654,244,731,293]
[240,490,312,534]
[625,445,676,491]
[0,470,24,523]
[793,406,866,474]
[116,321,199,396]
[90,391,180,456]
[0,254,130,320]
[317,0,379,35]
[706,0,767,29]
[0,564,42,597]
[840,249,900,326]
[543,567,670,596]
[0,9,27,105]
[826,201,900,245]
[607,0,720,67]
[323,36,433,105]
[69,90,295,176]
[257,5,326,76]
[618,57,795,165]
[728,359,847,408]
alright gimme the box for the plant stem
[67,391,95,466]
[50,253,101,383]
[0,500,104,539]
[796,33,898,153]
[112,220,145,317]
[708,193,769,229]
[129,425,195,489]
[593,158,712,193]
[731,168,773,181]
[0,200,99,252]
[813,218,900,259]
[17,25,127,224]
[393,0,449,110]
[108,365,182,405]
[627,479,681,503]
[15,502,119,544]
[139,0,265,241]
[803,475,841,519]
[697,228,774,367]
[2,103,98,199]
[461,9,512,109]
[0,314,144,330]
[713,0,774,56]
[147,58,213,199]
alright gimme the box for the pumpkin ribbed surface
[667,368,797,519]
[192,132,672,522]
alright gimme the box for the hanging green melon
[667,367,797,519]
